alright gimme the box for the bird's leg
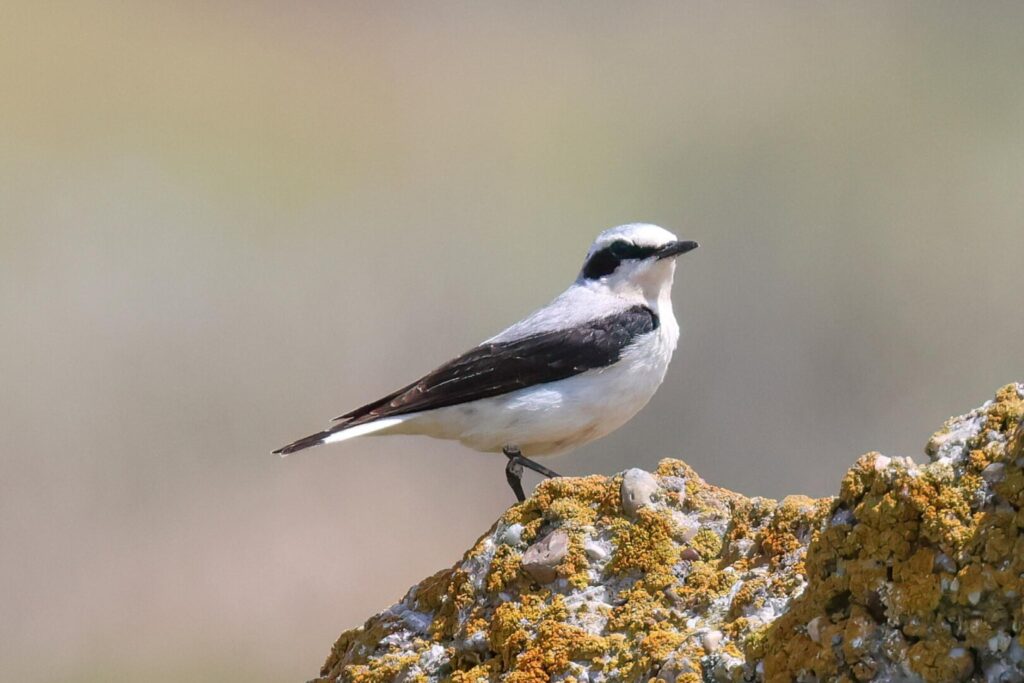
[503,446,561,502]
[504,449,526,502]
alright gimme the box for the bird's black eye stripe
[582,240,659,279]
[608,240,658,260]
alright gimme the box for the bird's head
[578,224,698,304]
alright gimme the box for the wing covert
[335,304,658,427]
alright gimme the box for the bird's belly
[403,330,675,457]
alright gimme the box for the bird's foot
[503,446,560,502]
[504,455,526,502]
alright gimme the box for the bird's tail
[273,417,406,457]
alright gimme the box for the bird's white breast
[394,305,680,457]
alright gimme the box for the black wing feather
[274,305,657,455]
[340,304,658,424]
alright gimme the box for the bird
[274,223,698,501]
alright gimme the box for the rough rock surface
[312,384,1024,683]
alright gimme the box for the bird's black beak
[656,240,699,260]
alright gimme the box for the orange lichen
[486,545,523,594]
[607,507,678,585]
[490,595,611,683]
[759,495,817,569]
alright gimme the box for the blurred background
[3,2,1023,681]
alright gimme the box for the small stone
[982,462,1006,484]
[989,632,1011,653]
[807,616,823,644]
[672,512,700,542]
[584,537,609,561]
[968,590,982,605]
[702,630,722,653]
[934,552,957,574]
[681,547,701,562]
[621,468,659,516]
[657,655,698,682]
[499,523,524,547]
[521,529,569,584]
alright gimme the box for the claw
[502,446,560,502]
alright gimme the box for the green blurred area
[2,2,1023,681]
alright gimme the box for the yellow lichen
[607,507,678,586]
[486,545,523,594]
[489,594,608,682]
[689,528,723,561]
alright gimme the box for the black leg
[503,446,560,502]
[505,453,526,502]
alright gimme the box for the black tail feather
[273,430,330,456]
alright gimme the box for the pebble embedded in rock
[934,552,957,574]
[672,512,700,542]
[621,468,659,516]
[989,632,1011,653]
[982,462,1006,484]
[680,547,701,562]
[807,616,823,644]
[583,537,609,561]
[702,629,722,653]
[521,529,569,584]
[498,523,524,547]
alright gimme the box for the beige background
[3,2,1023,681]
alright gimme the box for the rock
[311,383,1024,683]
[620,467,659,516]
[520,529,568,584]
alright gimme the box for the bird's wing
[336,304,659,427]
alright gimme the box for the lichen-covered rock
[765,383,1024,683]
[312,384,1024,683]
